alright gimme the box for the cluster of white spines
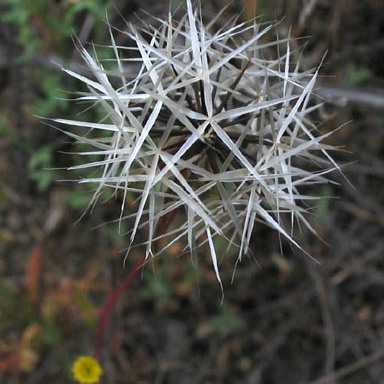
[54,0,338,283]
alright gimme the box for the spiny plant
[52,0,341,286]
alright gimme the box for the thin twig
[309,349,384,384]
[318,86,384,109]
[307,263,336,378]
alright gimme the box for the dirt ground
[0,0,383,383]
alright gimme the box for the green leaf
[141,262,173,306]
[345,64,372,86]
[209,303,242,334]
[40,316,61,346]
[32,73,68,116]
[65,190,92,209]
[28,146,54,191]
[313,186,332,223]
[73,291,98,326]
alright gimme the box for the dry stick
[214,59,250,116]
[309,348,384,384]
[318,86,384,109]
[199,79,208,115]
[94,255,146,359]
[298,0,320,30]
[307,263,336,377]
[211,67,222,101]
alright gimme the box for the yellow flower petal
[72,356,103,384]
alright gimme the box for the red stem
[94,256,146,358]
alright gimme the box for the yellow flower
[72,356,103,384]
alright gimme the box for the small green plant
[345,63,372,86]
[0,280,33,333]
[209,303,242,334]
[2,0,117,195]
[2,0,113,56]
[28,146,55,192]
[141,261,173,308]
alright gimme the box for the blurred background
[0,0,383,383]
